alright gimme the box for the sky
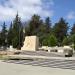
[0,0,75,29]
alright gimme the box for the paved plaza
[3,58,75,70]
[0,60,75,75]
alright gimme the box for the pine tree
[7,22,13,46]
[53,18,68,46]
[62,37,70,46]
[48,35,57,47]
[25,14,42,35]
[42,34,57,47]
[45,17,51,33]
[1,22,7,47]
[12,13,23,49]
[25,15,53,45]
[71,34,75,50]
[71,23,75,34]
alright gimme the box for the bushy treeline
[0,14,24,49]
[0,14,75,49]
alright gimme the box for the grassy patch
[0,55,9,60]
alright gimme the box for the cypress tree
[7,22,13,46]
[12,13,23,49]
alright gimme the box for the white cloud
[0,0,54,21]
[67,11,75,20]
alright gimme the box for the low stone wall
[0,51,15,55]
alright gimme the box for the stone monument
[21,36,39,51]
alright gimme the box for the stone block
[21,36,39,51]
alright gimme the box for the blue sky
[52,0,75,26]
[0,0,75,29]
